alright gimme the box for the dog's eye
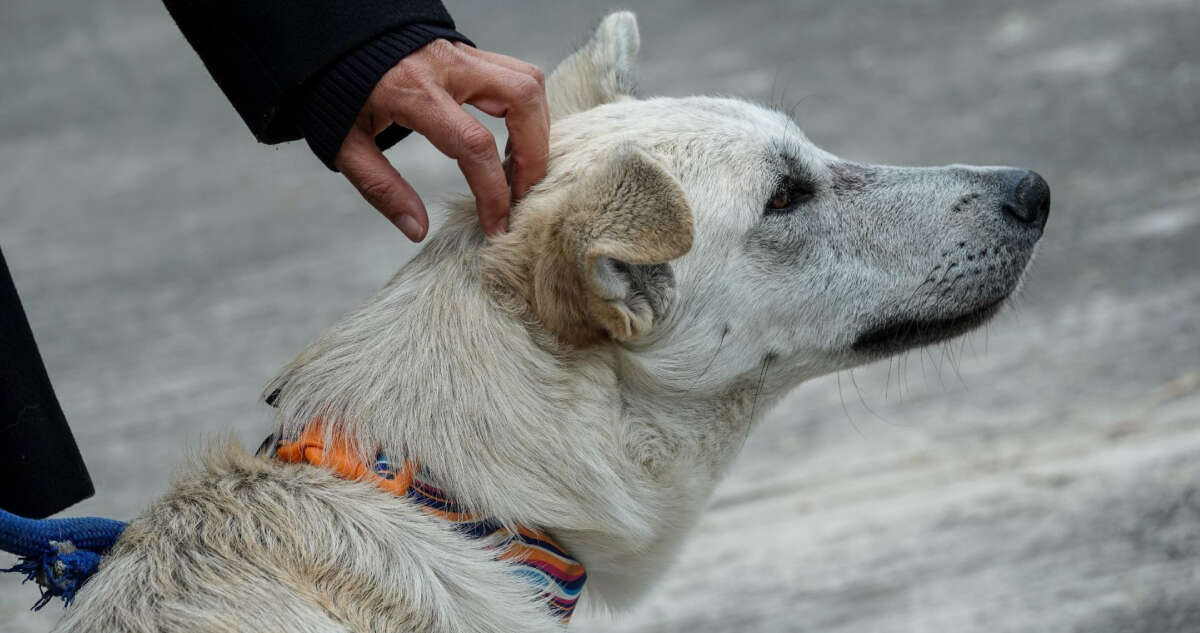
[766,190,792,211]
[764,179,815,215]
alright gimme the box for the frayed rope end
[4,541,102,610]
[1,508,127,610]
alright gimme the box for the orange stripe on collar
[274,424,415,497]
[270,424,587,623]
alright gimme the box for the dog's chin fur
[851,297,1006,357]
[55,12,1045,632]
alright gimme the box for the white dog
[56,12,1048,632]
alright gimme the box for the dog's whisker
[920,345,934,388]
[785,93,815,124]
[884,356,895,401]
[937,341,951,383]
[947,338,967,387]
[748,353,774,423]
[835,371,865,439]
[849,368,889,425]
[901,350,912,401]
[689,324,730,390]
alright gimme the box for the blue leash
[0,508,126,609]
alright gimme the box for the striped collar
[259,426,586,623]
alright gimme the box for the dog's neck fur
[266,204,767,608]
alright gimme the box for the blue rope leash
[0,508,126,609]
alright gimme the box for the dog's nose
[1001,170,1051,228]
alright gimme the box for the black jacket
[0,249,93,518]
[163,0,471,168]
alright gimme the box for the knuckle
[387,56,429,85]
[381,60,410,81]
[511,76,543,105]
[459,125,496,158]
[527,66,546,87]
[358,179,394,207]
[424,38,457,59]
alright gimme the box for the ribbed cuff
[299,24,474,171]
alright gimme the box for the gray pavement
[2,1,1198,631]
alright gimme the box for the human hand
[333,40,549,242]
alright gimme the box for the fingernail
[397,215,424,241]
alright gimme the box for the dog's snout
[1000,169,1051,228]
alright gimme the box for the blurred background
[2,1,1198,631]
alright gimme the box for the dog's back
[56,442,559,633]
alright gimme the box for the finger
[465,48,549,131]
[456,46,544,82]
[446,61,550,202]
[335,128,429,241]
[395,91,510,235]
[456,47,549,126]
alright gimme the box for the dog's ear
[546,12,639,120]
[487,147,693,346]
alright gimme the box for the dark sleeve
[0,248,94,518]
[163,0,471,164]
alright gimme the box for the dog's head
[484,12,1048,397]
